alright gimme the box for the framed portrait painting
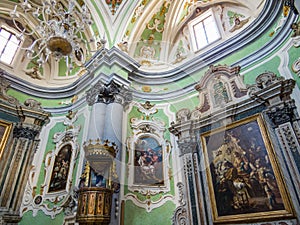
[201,115,294,223]
[0,120,12,159]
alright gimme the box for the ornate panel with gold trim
[0,120,12,160]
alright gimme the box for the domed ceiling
[0,0,275,88]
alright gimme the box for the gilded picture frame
[0,120,12,159]
[201,115,294,223]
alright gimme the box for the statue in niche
[90,168,107,188]
[49,144,72,192]
[213,78,229,106]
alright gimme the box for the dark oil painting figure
[134,137,164,186]
[205,120,285,216]
[49,144,72,192]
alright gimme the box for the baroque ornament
[105,0,123,15]
[86,80,131,106]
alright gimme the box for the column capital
[86,80,132,107]
[265,100,298,128]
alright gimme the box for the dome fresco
[0,0,267,87]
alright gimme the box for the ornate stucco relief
[124,101,174,212]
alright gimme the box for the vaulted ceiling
[0,0,279,88]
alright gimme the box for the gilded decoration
[76,187,113,225]
[105,0,123,15]
[0,120,12,159]
[201,115,294,223]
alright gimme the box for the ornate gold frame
[201,114,294,223]
[0,120,12,159]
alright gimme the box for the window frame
[188,8,222,53]
[0,27,21,65]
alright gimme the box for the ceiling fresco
[0,0,270,86]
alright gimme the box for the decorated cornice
[169,67,296,142]
[265,99,299,128]
[0,71,51,125]
[1,48,136,100]
[0,69,19,106]
[0,1,296,104]
[13,125,39,140]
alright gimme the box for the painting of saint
[49,144,72,192]
[201,116,294,223]
[134,137,163,185]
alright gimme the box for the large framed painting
[0,120,12,159]
[201,115,294,223]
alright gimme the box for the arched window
[0,27,20,65]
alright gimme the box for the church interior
[0,0,300,225]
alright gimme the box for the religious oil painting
[201,115,294,223]
[0,120,12,159]
[134,136,164,186]
[48,144,72,192]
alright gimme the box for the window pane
[10,35,20,45]
[0,54,13,64]
[203,16,220,43]
[0,29,11,39]
[3,47,18,61]
[0,42,6,52]
[193,22,208,49]
[0,36,8,46]
[5,42,18,51]
[0,28,20,65]
[190,11,221,51]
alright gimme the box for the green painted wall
[124,200,175,225]
[20,211,64,225]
